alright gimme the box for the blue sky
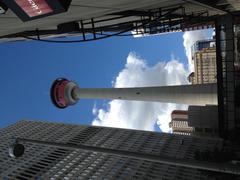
[0,32,190,129]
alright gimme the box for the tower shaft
[72,83,218,106]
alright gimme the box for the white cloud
[91,30,212,132]
[92,102,98,116]
[92,52,188,132]
[183,29,209,72]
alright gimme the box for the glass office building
[0,120,238,179]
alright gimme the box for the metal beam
[185,0,229,13]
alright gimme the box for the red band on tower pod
[50,78,70,108]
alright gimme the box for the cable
[22,29,131,43]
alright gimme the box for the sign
[14,0,53,17]
[1,0,72,21]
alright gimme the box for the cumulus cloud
[92,102,98,116]
[183,29,209,72]
[92,52,188,132]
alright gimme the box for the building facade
[188,105,219,137]
[191,39,215,57]
[0,120,237,179]
[169,110,194,135]
[170,107,219,137]
[188,47,217,84]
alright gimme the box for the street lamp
[8,139,25,158]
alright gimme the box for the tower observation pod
[50,78,218,109]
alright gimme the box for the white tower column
[72,83,218,106]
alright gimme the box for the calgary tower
[50,78,217,109]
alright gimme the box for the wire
[22,29,131,43]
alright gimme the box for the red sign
[14,0,53,17]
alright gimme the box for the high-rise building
[188,105,219,137]
[169,110,194,135]
[185,19,240,138]
[191,39,215,57]
[170,106,219,137]
[188,47,217,84]
[0,120,239,179]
